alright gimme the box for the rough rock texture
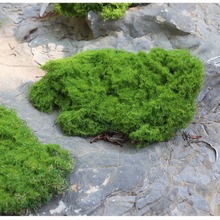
[0,3,220,216]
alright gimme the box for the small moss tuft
[29,48,204,146]
[54,3,131,20]
[0,105,73,215]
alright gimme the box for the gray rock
[178,166,198,184]
[104,196,136,216]
[22,5,39,18]
[215,193,220,204]
[177,201,198,216]
[169,34,201,50]
[148,167,166,182]
[172,145,194,160]
[136,182,168,210]
[16,22,39,41]
[86,4,195,39]
[166,188,179,202]
[86,11,103,39]
[31,47,49,65]
[136,191,161,209]
[39,3,50,17]
[152,198,174,215]
[133,205,151,216]
[192,195,210,212]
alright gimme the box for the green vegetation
[54,3,131,20]
[0,105,73,215]
[29,48,204,146]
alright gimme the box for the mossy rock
[54,3,131,20]
[0,105,73,215]
[29,48,204,146]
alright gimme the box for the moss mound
[29,48,204,146]
[54,3,131,20]
[0,105,73,215]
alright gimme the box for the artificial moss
[29,48,204,146]
[0,105,73,215]
[54,3,131,20]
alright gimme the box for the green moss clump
[54,3,131,20]
[0,105,73,215]
[29,48,204,146]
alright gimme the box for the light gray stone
[179,166,198,184]
[192,195,210,212]
[148,167,166,182]
[22,5,39,18]
[136,191,162,209]
[133,205,151,216]
[152,198,173,215]
[16,22,39,41]
[104,196,136,216]
[215,193,220,204]
[177,201,198,216]
[173,146,194,160]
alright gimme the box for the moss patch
[54,3,131,20]
[29,48,204,146]
[0,105,73,215]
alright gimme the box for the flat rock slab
[0,3,220,216]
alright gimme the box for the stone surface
[104,196,136,216]
[0,2,220,216]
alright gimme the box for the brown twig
[37,12,60,21]
[195,140,218,162]
[8,43,15,50]
[182,131,218,162]
[90,133,124,146]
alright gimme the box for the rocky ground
[0,3,220,216]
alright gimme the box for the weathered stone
[192,195,210,212]
[166,188,179,202]
[136,182,167,210]
[172,145,194,160]
[86,4,195,39]
[16,22,40,41]
[47,43,56,51]
[49,201,66,215]
[104,196,136,216]
[178,166,198,184]
[136,191,161,209]
[31,47,49,65]
[39,3,49,17]
[169,34,201,50]
[86,11,102,39]
[177,201,198,216]
[133,205,151,216]
[199,175,211,185]
[22,5,39,18]
[152,198,173,215]
[148,167,166,182]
